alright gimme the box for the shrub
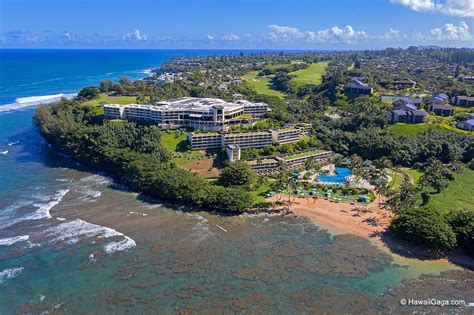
[447,209,474,257]
[390,207,457,254]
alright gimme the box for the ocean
[0,49,472,313]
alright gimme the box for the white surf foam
[30,190,69,220]
[0,190,69,230]
[129,211,147,216]
[0,150,8,155]
[104,236,136,254]
[186,213,215,242]
[0,235,30,246]
[0,267,24,283]
[43,219,136,253]
[0,93,77,112]
[8,141,20,146]
[73,174,112,202]
[0,200,37,230]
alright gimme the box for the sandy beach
[268,194,474,270]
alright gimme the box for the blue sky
[0,0,473,49]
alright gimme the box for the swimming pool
[318,167,352,184]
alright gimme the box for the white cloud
[429,21,472,41]
[206,34,214,40]
[24,35,40,43]
[221,33,239,41]
[390,0,474,18]
[63,31,78,41]
[122,29,147,41]
[267,24,367,44]
[309,25,367,43]
[380,28,401,39]
[267,25,306,41]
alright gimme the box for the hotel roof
[104,97,268,114]
[155,97,266,112]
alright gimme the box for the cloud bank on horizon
[0,0,472,49]
[390,0,474,18]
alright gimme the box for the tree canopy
[390,207,457,254]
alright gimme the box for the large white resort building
[103,97,269,131]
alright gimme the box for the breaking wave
[43,219,136,253]
[0,235,30,246]
[103,236,136,254]
[30,190,69,220]
[0,93,77,112]
[0,267,24,283]
[0,190,69,230]
[186,213,215,243]
[73,174,112,202]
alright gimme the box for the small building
[226,145,241,161]
[391,109,427,124]
[344,83,373,95]
[428,103,455,116]
[427,93,449,106]
[395,79,416,88]
[393,99,418,111]
[457,119,474,131]
[453,96,474,108]
[381,95,422,106]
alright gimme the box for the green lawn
[249,182,271,204]
[161,131,188,152]
[389,122,472,135]
[388,167,423,188]
[161,131,203,165]
[242,71,286,98]
[289,62,328,88]
[82,94,137,106]
[453,106,474,113]
[402,167,423,184]
[427,168,474,214]
[389,123,434,135]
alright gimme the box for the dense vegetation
[390,207,458,254]
[391,207,473,257]
[34,100,252,213]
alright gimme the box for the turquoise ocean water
[0,49,472,313]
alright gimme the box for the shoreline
[267,195,474,271]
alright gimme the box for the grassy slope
[242,71,286,98]
[82,94,137,106]
[160,131,188,151]
[160,131,203,165]
[249,182,271,204]
[389,124,434,135]
[389,116,473,136]
[289,62,328,88]
[427,168,474,214]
